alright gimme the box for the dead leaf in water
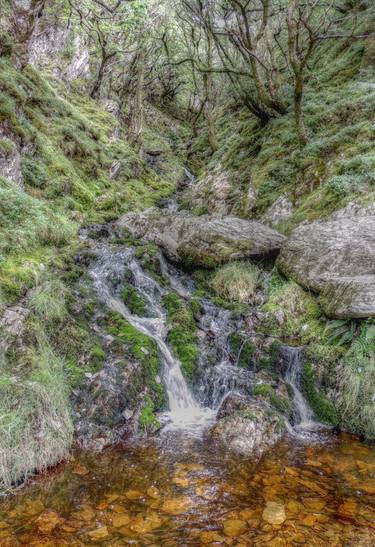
[223,518,247,537]
[87,525,109,540]
[161,497,192,515]
[112,513,131,528]
[36,511,62,534]
[73,463,89,476]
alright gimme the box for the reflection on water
[0,433,374,545]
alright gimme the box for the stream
[0,197,374,544]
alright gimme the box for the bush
[211,262,260,303]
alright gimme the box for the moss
[229,333,256,368]
[253,384,293,418]
[138,396,160,433]
[162,292,200,382]
[301,363,338,426]
[263,276,324,345]
[121,285,147,316]
[105,312,166,409]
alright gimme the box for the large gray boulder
[277,216,375,318]
[208,393,284,458]
[116,209,286,267]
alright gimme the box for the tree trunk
[129,49,145,153]
[294,73,308,147]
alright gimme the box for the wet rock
[262,502,286,525]
[87,526,109,540]
[209,394,285,458]
[277,215,375,318]
[116,209,286,267]
[72,356,144,450]
[223,518,247,537]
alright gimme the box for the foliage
[253,384,293,418]
[121,285,147,316]
[325,319,358,346]
[0,343,73,490]
[336,321,375,439]
[211,262,260,303]
[301,364,338,426]
[138,396,160,433]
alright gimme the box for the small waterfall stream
[89,246,215,433]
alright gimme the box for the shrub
[211,262,260,303]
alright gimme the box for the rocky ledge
[116,209,286,267]
[277,215,375,319]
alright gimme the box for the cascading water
[89,244,214,433]
[282,346,322,437]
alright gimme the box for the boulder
[116,209,286,267]
[208,394,284,458]
[277,215,375,318]
[319,276,375,319]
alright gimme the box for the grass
[0,342,73,491]
[336,321,375,439]
[211,262,260,303]
[121,285,147,316]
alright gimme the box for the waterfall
[89,246,214,433]
[282,346,321,435]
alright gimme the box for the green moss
[229,333,256,368]
[301,363,338,426]
[263,276,324,344]
[121,285,147,316]
[138,396,160,433]
[253,384,293,418]
[162,292,199,382]
[105,312,166,409]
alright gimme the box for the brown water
[0,431,374,546]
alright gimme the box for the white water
[89,247,214,434]
[283,346,324,438]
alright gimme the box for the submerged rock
[277,215,375,318]
[116,209,286,267]
[208,394,284,458]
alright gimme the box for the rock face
[208,394,284,458]
[277,216,375,318]
[183,166,233,215]
[0,131,23,187]
[116,209,286,267]
[262,195,293,228]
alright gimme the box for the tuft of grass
[0,343,73,491]
[211,262,260,303]
[29,279,68,323]
[336,321,375,439]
